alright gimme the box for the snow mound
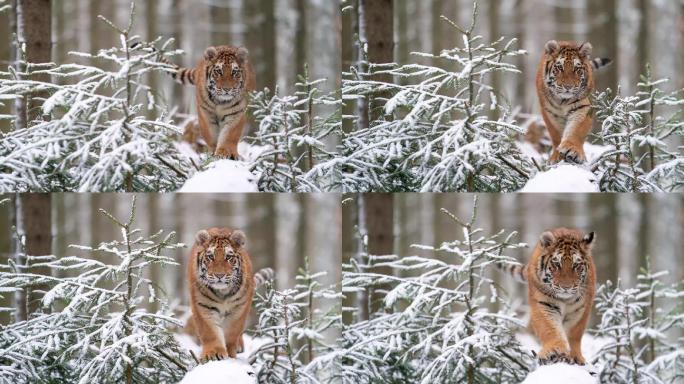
[521,363,597,384]
[179,160,258,192]
[517,142,611,166]
[521,164,598,192]
[174,333,270,360]
[179,359,256,384]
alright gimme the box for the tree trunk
[14,0,52,131]
[357,0,394,124]
[589,0,617,92]
[363,193,394,316]
[14,194,52,320]
[13,0,53,319]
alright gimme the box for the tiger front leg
[223,308,249,358]
[214,114,246,161]
[557,107,592,164]
[191,311,228,361]
[530,305,571,365]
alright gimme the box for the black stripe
[198,302,220,314]
[188,69,196,85]
[568,104,590,115]
[519,266,526,281]
[220,109,245,123]
[198,287,217,302]
[540,254,549,273]
[543,107,564,121]
[538,301,561,316]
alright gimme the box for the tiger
[158,45,256,160]
[499,228,596,365]
[536,40,611,164]
[185,227,272,360]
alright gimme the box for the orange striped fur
[536,40,611,163]
[164,46,256,159]
[185,228,255,360]
[503,228,596,365]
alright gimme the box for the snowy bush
[0,197,192,384]
[251,257,342,383]
[591,261,684,384]
[341,197,535,383]
[592,66,684,192]
[340,3,532,192]
[0,3,193,192]
[248,66,342,192]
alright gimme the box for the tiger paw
[200,345,228,362]
[538,349,573,365]
[557,141,586,163]
[569,353,587,366]
[214,148,239,161]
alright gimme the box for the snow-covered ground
[517,332,609,384]
[178,160,259,192]
[521,164,599,192]
[175,333,270,384]
[521,363,597,384]
[517,140,610,192]
[176,142,270,193]
[179,359,256,384]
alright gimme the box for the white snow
[521,164,599,192]
[178,160,258,193]
[175,333,271,384]
[174,333,270,360]
[179,359,256,384]
[521,363,597,384]
[517,333,608,384]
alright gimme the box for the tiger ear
[583,231,595,247]
[540,231,555,248]
[195,229,211,247]
[204,46,217,61]
[230,230,246,248]
[545,40,559,55]
[236,47,249,63]
[579,42,592,58]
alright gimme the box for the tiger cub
[165,46,256,160]
[500,228,596,365]
[186,228,271,360]
[536,40,611,163]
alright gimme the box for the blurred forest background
[342,193,684,324]
[342,0,684,120]
[0,193,342,336]
[0,0,341,136]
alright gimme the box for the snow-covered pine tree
[592,66,684,192]
[592,262,684,384]
[0,2,192,192]
[251,257,341,383]
[341,197,533,384]
[340,2,531,192]
[248,66,342,192]
[0,197,191,384]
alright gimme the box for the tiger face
[543,40,593,100]
[194,228,247,290]
[536,229,595,300]
[203,46,249,103]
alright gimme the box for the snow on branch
[591,66,684,192]
[0,196,192,384]
[342,196,534,383]
[250,257,342,383]
[247,66,342,192]
[0,2,192,192]
[340,1,531,192]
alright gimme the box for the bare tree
[12,0,53,320]
[357,0,393,125]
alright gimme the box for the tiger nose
[215,273,226,279]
